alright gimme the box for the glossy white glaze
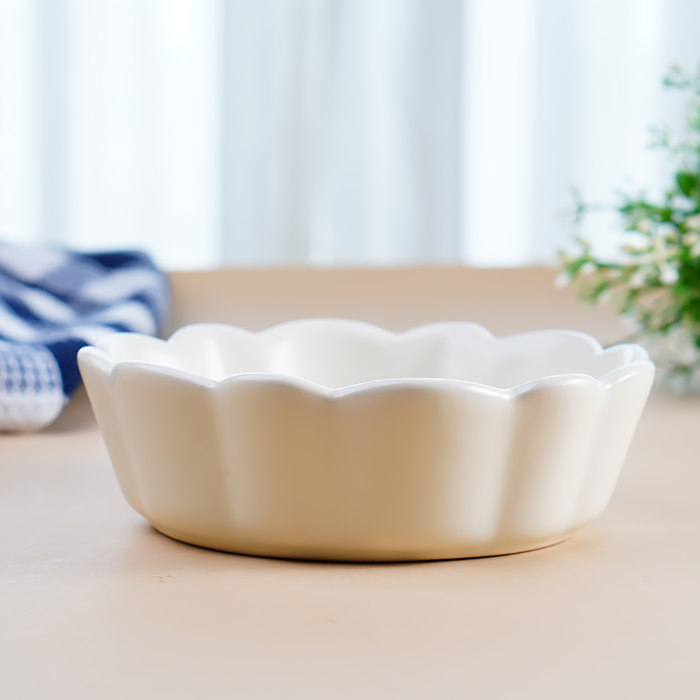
[78,320,655,561]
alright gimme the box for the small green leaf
[676,172,699,197]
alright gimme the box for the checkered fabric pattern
[0,243,169,432]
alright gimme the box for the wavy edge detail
[77,319,654,395]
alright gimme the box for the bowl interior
[93,320,647,390]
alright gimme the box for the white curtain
[0,0,698,269]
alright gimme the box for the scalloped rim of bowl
[78,318,652,397]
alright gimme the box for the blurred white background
[0,0,699,269]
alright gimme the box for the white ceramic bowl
[78,320,654,561]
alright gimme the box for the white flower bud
[579,262,596,276]
[629,270,646,288]
[636,219,653,234]
[554,272,570,289]
[659,265,679,285]
[686,214,700,231]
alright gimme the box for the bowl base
[150,523,581,562]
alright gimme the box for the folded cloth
[0,243,169,432]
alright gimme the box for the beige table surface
[1,267,699,699]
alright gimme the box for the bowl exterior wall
[79,354,654,561]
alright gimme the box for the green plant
[559,64,700,384]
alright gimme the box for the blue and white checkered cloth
[0,243,169,432]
